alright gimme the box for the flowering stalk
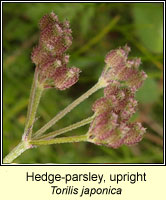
[4,12,147,164]
[4,12,81,163]
[34,115,95,140]
[87,46,147,148]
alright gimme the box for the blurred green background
[3,2,163,164]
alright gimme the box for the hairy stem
[23,69,44,140]
[34,115,94,140]
[3,141,31,164]
[34,80,106,138]
[30,134,88,146]
[4,69,44,163]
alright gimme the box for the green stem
[34,115,94,140]
[23,69,44,140]
[30,134,88,146]
[26,68,38,124]
[3,141,31,164]
[4,70,43,163]
[34,80,105,138]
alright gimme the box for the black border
[1,1,165,166]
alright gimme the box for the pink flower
[88,79,146,148]
[31,12,80,90]
[124,123,146,145]
[102,45,147,90]
[89,44,147,148]
[52,66,80,90]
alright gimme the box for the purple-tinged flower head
[104,82,137,114]
[104,45,129,68]
[88,82,146,148]
[89,44,147,148]
[92,81,123,113]
[31,12,80,90]
[39,12,72,55]
[101,45,147,90]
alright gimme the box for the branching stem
[3,141,31,163]
[34,80,106,138]
[34,115,94,140]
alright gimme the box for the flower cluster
[88,46,147,148]
[31,12,80,90]
[101,45,147,90]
